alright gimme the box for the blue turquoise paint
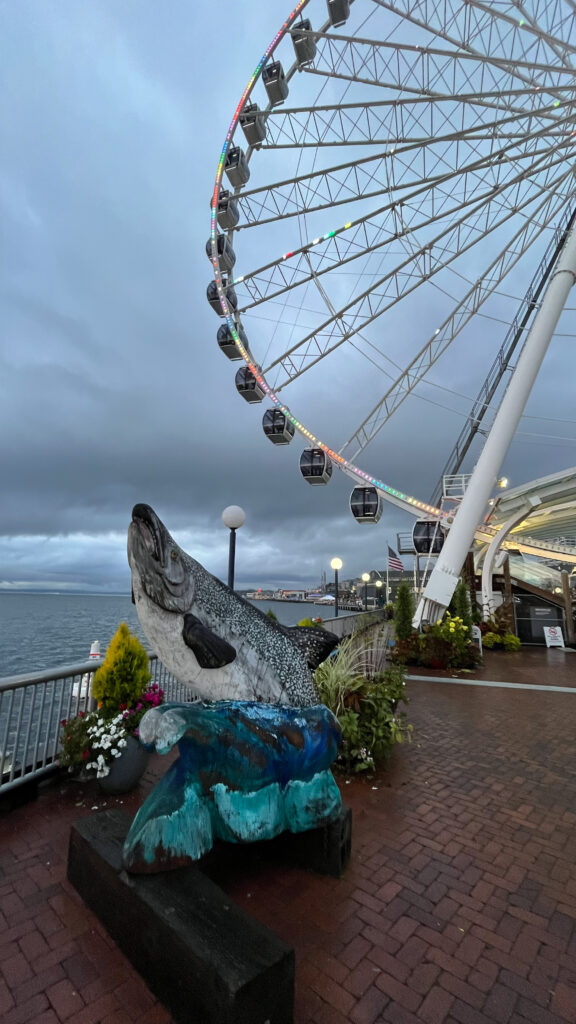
[123,700,343,872]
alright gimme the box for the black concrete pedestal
[68,810,294,1024]
[267,804,352,877]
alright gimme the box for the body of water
[0,594,336,678]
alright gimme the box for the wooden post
[561,571,575,643]
[502,556,515,634]
[464,551,477,618]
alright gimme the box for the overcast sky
[2,0,575,594]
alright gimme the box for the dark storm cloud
[1,0,575,594]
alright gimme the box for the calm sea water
[0,594,331,678]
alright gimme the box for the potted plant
[58,623,164,793]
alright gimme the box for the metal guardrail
[0,655,190,796]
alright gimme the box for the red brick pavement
[1,649,575,1023]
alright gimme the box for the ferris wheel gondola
[217,321,248,360]
[235,366,265,403]
[412,520,445,556]
[300,448,332,484]
[262,409,295,444]
[350,487,382,525]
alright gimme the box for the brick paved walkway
[1,649,575,1023]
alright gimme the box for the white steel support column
[413,225,576,628]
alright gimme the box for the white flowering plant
[58,683,164,779]
[59,710,128,778]
[84,713,129,777]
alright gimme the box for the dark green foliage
[503,633,522,651]
[394,582,415,641]
[91,622,151,711]
[265,609,278,621]
[315,645,412,773]
[449,578,473,627]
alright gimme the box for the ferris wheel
[209,0,576,614]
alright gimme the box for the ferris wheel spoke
[260,87,570,149]
[233,114,569,258]
[374,0,576,68]
[337,181,573,461]
[466,0,576,69]
[236,97,574,228]
[261,161,572,387]
[305,29,575,102]
[236,133,573,312]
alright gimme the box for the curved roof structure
[482,467,576,564]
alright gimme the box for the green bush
[503,633,522,651]
[266,609,278,621]
[373,662,407,705]
[297,617,324,628]
[394,582,415,641]
[91,622,151,711]
[481,630,500,647]
[482,631,502,649]
[449,578,473,627]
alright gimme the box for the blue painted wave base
[122,700,342,873]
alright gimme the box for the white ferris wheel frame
[209,0,576,614]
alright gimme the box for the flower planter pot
[98,736,150,796]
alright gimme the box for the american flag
[387,546,404,572]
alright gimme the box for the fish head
[128,503,195,614]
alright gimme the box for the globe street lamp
[222,505,246,591]
[361,572,370,611]
[331,557,343,617]
[375,579,383,606]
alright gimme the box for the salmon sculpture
[124,504,344,873]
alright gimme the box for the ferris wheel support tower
[414,225,576,629]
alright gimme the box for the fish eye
[170,549,178,561]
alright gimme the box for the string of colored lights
[208,1,442,520]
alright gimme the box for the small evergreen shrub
[91,622,151,711]
[394,582,415,642]
[266,609,278,621]
[449,578,473,627]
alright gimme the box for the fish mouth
[131,504,166,564]
[129,503,193,613]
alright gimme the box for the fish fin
[282,626,339,669]
[182,613,237,669]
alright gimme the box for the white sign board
[543,626,565,648]
[471,624,482,654]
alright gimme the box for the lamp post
[375,579,383,606]
[222,505,246,591]
[331,558,342,617]
[361,572,370,611]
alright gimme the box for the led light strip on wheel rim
[209,1,441,520]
